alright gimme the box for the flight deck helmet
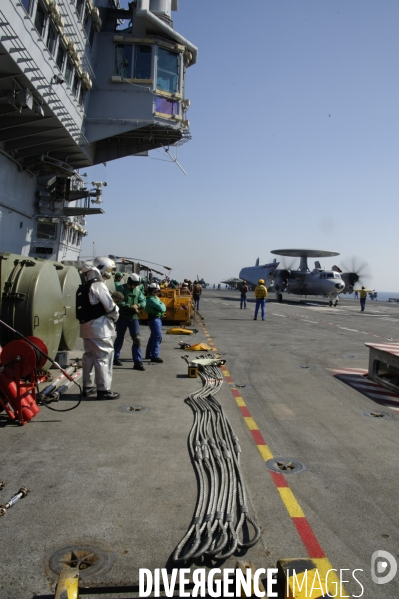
[127,273,140,285]
[258,279,265,285]
[92,256,116,279]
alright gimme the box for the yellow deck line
[278,488,305,518]
[244,416,258,430]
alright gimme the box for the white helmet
[149,282,160,290]
[92,256,116,279]
[81,262,94,273]
[127,273,140,283]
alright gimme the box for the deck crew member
[113,273,146,371]
[79,257,120,400]
[357,285,369,312]
[145,283,166,363]
[114,272,124,291]
[254,279,268,321]
[192,280,202,310]
[240,282,249,309]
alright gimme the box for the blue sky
[82,1,399,290]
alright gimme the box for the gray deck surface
[0,291,398,598]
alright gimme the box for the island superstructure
[0,0,196,260]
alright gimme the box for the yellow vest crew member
[355,285,374,312]
[254,279,268,321]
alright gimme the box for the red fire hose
[0,319,82,424]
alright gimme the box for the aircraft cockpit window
[327,273,334,278]
[334,273,340,278]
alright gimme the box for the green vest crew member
[114,272,124,292]
[145,283,166,362]
[113,273,146,370]
[254,279,268,321]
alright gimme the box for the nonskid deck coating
[0,292,398,598]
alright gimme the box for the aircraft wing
[220,278,243,285]
[239,262,279,286]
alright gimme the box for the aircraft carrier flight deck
[0,292,398,599]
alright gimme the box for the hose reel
[0,336,48,425]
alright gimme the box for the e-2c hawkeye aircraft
[240,249,350,306]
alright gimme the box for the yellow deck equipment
[139,288,192,324]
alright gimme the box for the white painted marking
[272,313,286,317]
[331,368,368,373]
[339,327,359,332]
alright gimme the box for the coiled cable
[172,355,261,563]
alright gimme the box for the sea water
[347,292,399,302]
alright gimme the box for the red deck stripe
[292,517,326,559]
[270,471,289,488]
[240,406,251,417]
[251,429,266,445]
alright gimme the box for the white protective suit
[79,266,119,392]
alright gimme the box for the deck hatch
[266,458,307,475]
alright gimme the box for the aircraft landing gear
[329,300,333,307]
[334,300,338,307]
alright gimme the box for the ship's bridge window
[34,2,46,36]
[115,45,132,78]
[65,58,73,85]
[21,0,31,15]
[79,86,87,107]
[155,96,179,117]
[56,44,66,71]
[76,0,85,20]
[133,45,152,79]
[37,219,57,240]
[156,47,179,93]
[89,22,96,47]
[84,7,91,33]
[46,22,58,56]
[72,72,80,96]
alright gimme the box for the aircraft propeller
[337,256,372,292]
[273,258,295,290]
